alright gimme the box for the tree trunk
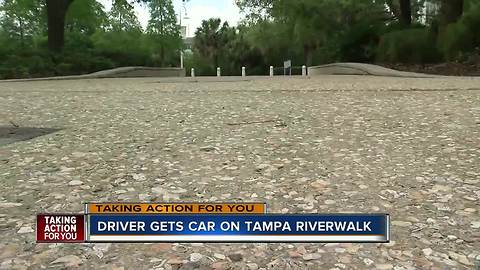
[399,0,412,25]
[46,0,74,52]
[213,49,218,70]
[440,0,464,25]
[160,14,165,66]
[19,17,25,47]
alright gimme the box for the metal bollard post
[217,67,221,77]
[302,65,307,76]
[269,66,274,77]
[191,68,195,77]
[242,67,246,77]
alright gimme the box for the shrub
[376,28,441,63]
[438,4,480,60]
[184,53,216,76]
[91,30,150,67]
[337,21,382,63]
[55,62,74,75]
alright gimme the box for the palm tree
[193,18,228,69]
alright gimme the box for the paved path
[0,76,479,269]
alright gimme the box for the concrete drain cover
[0,126,61,146]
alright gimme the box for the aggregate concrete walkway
[0,76,479,269]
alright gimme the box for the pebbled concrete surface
[0,76,479,269]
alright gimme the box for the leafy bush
[55,52,114,75]
[376,28,442,63]
[27,54,55,75]
[91,30,150,67]
[55,62,74,75]
[437,4,480,60]
[184,53,216,76]
[337,21,383,62]
[0,47,55,78]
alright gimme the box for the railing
[188,66,308,77]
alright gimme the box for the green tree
[146,0,181,66]
[108,0,141,32]
[334,0,389,62]
[193,18,230,69]
[92,0,147,68]
[190,19,265,75]
[0,0,44,46]
[244,19,294,66]
[65,0,107,34]
[222,25,266,74]
[236,0,273,23]
[272,0,344,66]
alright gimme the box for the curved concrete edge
[0,67,186,82]
[308,63,444,78]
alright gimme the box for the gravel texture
[0,75,479,269]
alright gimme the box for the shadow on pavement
[0,126,61,146]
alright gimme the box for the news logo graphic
[36,214,85,243]
[36,202,390,243]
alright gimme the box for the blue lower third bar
[87,214,389,243]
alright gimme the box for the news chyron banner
[36,202,389,243]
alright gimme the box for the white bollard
[302,65,307,76]
[217,67,221,77]
[191,68,195,77]
[269,66,274,77]
[242,66,246,77]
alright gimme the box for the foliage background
[0,0,479,78]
